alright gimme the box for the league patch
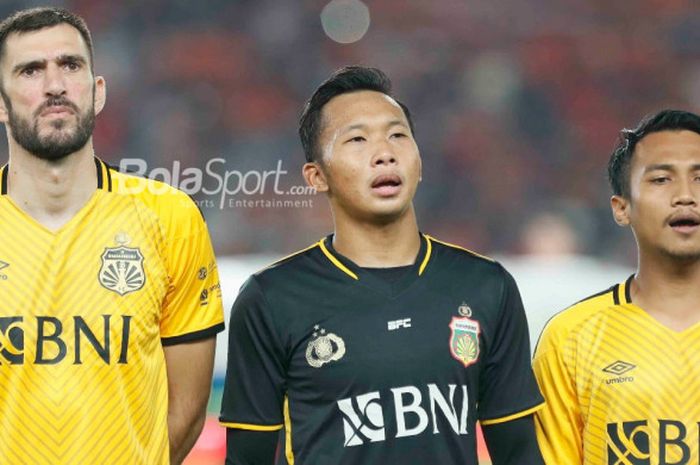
[306,324,346,368]
[98,233,145,296]
[449,316,480,367]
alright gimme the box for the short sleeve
[160,197,224,344]
[532,322,584,464]
[219,276,287,430]
[479,267,544,424]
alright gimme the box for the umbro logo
[603,360,635,385]
[0,261,8,281]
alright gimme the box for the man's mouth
[371,174,402,197]
[669,214,700,233]
[41,106,73,117]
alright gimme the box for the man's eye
[391,132,407,138]
[21,67,39,76]
[347,136,365,143]
[651,176,670,184]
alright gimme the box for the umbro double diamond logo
[0,261,8,281]
[603,360,635,385]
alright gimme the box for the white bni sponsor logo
[337,384,469,447]
[387,318,411,331]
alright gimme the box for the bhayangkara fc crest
[306,325,346,368]
[449,316,480,367]
[98,246,146,296]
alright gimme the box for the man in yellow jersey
[0,7,224,465]
[534,109,700,464]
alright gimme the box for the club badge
[449,305,480,367]
[306,324,346,368]
[98,232,145,296]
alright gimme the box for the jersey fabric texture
[534,276,700,465]
[0,159,225,465]
[220,233,543,465]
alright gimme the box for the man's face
[612,130,700,261]
[0,23,103,161]
[313,90,422,223]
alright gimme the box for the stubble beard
[3,91,95,162]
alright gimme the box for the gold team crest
[306,325,346,368]
[449,310,480,368]
[98,233,146,296]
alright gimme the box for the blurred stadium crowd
[2,0,700,266]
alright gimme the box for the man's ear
[302,161,329,193]
[94,76,106,115]
[0,88,9,124]
[611,195,631,226]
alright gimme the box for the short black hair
[299,66,415,163]
[608,109,700,198]
[0,7,94,72]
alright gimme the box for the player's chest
[281,284,501,389]
[580,327,700,418]
[0,214,169,315]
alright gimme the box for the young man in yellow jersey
[534,109,700,464]
[0,7,224,464]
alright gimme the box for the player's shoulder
[536,278,629,354]
[253,241,323,282]
[425,234,505,275]
[109,166,205,231]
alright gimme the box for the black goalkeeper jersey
[220,233,543,464]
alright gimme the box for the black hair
[609,109,700,197]
[298,66,414,163]
[0,7,94,72]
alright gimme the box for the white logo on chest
[388,318,412,331]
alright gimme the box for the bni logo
[0,317,24,364]
[337,392,386,446]
[337,384,469,447]
[607,420,650,465]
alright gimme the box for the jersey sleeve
[532,320,583,465]
[160,195,224,344]
[479,267,544,425]
[219,275,287,430]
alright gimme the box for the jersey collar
[0,164,7,195]
[317,232,433,296]
[0,157,112,196]
[613,275,634,305]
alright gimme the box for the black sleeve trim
[161,322,225,346]
[612,284,620,305]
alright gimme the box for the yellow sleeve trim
[480,402,545,426]
[318,238,359,280]
[220,422,284,431]
[425,235,494,262]
[284,397,295,465]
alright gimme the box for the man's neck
[7,144,97,231]
[332,207,421,268]
[632,251,700,331]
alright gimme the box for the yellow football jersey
[0,159,224,464]
[533,276,700,465]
